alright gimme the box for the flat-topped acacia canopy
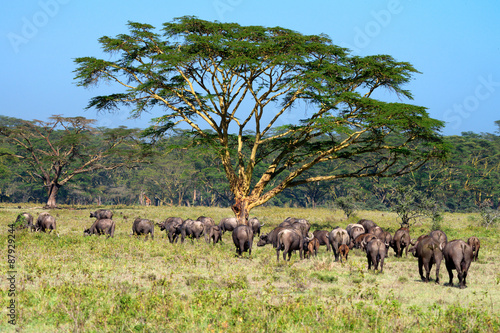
[74,16,447,224]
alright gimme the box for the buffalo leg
[426,260,434,282]
[373,254,379,271]
[446,264,454,286]
[435,260,441,284]
[458,272,465,289]
[333,244,339,261]
[418,258,425,281]
[457,259,467,289]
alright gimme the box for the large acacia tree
[0,115,147,208]
[75,17,447,224]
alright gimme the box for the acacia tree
[0,115,147,208]
[388,185,439,227]
[74,17,447,224]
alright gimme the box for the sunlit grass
[0,203,498,332]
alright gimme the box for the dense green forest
[0,116,499,212]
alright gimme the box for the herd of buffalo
[15,209,481,289]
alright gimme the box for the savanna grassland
[1,204,499,332]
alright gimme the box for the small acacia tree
[478,199,500,228]
[388,185,440,227]
[75,17,448,224]
[335,196,358,219]
[0,115,148,208]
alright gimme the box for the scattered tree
[75,17,447,224]
[335,196,358,219]
[388,185,439,227]
[478,199,500,228]
[0,115,148,208]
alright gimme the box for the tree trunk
[231,198,250,225]
[139,191,145,205]
[45,183,60,208]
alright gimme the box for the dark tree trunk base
[232,199,250,225]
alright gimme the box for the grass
[0,204,499,332]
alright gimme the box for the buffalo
[257,226,288,248]
[409,234,428,252]
[180,219,205,243]
[35,212,56,233]
[157,217,183,243]
[443,239,473,289]
[365,238,386,272]
[249,217,264,237]
[339,244,349,263]
[371,226,385,239]
[346,224,365,243]
[429,230,448,249]
[412,235,444,283]
[353,233,377,250]
[280,218,311,237]
[329,227,350,261]
[15,212,34,230]
[391,227,411,257]
[131,218,154,241]
[359,219,378,234]
[219,217,238,234]
[313,230,331,251]
[276,229,307,262]
[197,216,215,227]
[378,230,393,256]
[467,236,480,262]
[232,225,254,256]
[90,209,113,220]
[84,219,116,238]
[206,225,222,245]
[304,236,320,259]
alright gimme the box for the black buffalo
[443,240,473,289]
[131,218,154,241]
[84,219,116,238]
[412,235,443,283]
[391,227,411,257]
[232,225,254,256]
[206,225,222,245]
[35,212,56,233]
[276,229,310,262]
[313,230,331,251]
[219,217,238,234]
[365,238,386,272]
[157,217,183,243]
[90,209,113,220]
[15,212,34,230]
[180,219,205,243]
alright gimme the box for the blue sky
[1,0,499,136]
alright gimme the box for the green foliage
[388,185,440,227]
[74,16,447,217]
[334,196,358,218]
[0,117,499,212]
[478,200,500,228]
[0,116,149,207]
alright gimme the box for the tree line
[1,17,498,220]
[1,115,498,213]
